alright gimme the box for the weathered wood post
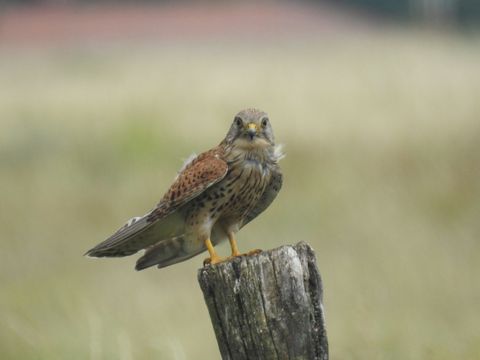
[198,241,328,360]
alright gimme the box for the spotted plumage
[85,109,283,270]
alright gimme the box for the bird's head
[224,109,275,150]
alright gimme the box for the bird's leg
[203,238,223,266]
[228,232,241,257]
[227,231,262,258]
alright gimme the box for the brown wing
[85,148,228,258]
[149,148,228,221]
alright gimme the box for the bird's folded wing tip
[84,247,105,258]
[135,263,147,271]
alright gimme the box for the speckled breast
[186,159,271,230]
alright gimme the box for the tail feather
[135,223,228,270]
[135,236,204,271]
[85,211,185,259]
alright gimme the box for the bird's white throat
[228,142,284,165]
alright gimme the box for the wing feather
[85,149,228,258]
[149,150,228,221]
[85,213,154,257]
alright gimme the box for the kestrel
[86,109,284,270]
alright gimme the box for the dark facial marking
[234,116,243,128]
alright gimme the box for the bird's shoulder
[186,146,227,170]
[174,146,228,184]
[149,146,228,220]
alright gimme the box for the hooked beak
[246,123,258,140]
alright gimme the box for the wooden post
[198,241,328,360]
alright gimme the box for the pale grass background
[1,30,479,359]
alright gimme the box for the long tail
[85,211,185,259]
[135,236,204,271]
[135,226,228,271]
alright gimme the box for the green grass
[1,31,479,359]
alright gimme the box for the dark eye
[234,117,243,127]
[261,118,269,128]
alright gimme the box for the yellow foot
[230,250,241,257]
[226,248,263,261]
[203,255,226,266]
[203,238,226,266]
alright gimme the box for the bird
[85,108,284,270]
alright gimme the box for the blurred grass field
[1,29,480,359]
